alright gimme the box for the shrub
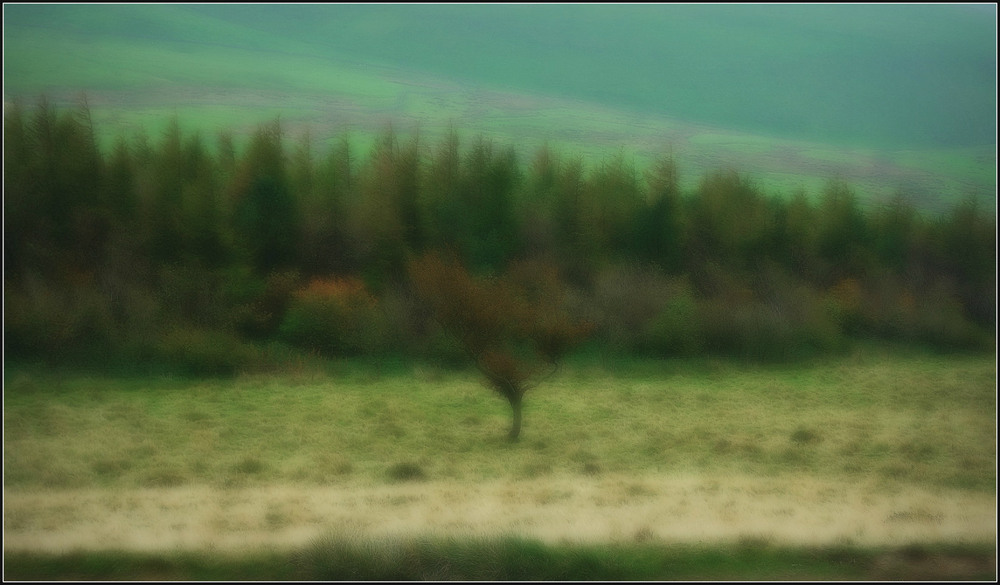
[697,298,775,359]
[369,285,425,356]
[827,277,865,335]
[827,274,990,351]
[231,270,301,339]
[641,280,705,356]
[155,326,260,375]
[589,263,674,352]
[4,276,116,357]
[419,322,470,367]
[278,276,382,356]
[697,292,843,362]
[911,282,991,350]
[758,270,845,357]
[408,251,591,441]
[157,263,229,329]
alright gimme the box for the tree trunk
[507,393,523,442]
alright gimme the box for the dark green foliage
[4,96,105,278]
[688,170,773,271]
[550,155,592,284]
[419,132,522,272]
[386,461,426,482]
[590,263,676,354]
[462,136,522,272]
[815,179,872,282]
[871,193,917,273]
[233,270,302,339]
[5,540,995,581]
[347,126,421,285]
[4,276,115,358]
[232,120,300,273]
[581,151,644,262]
[154,326,262,376]
[635,155,685,273]
[298,134,356,275]
[3,100,995,372]
[641,279,705,356]
[936,196,997,327]
[278,276,384,356]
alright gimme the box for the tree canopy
[4,98,995,374]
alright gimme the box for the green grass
[4,347,995,491]
[894,148,998,186]
[4,538,995,581]
[3,348,995,579]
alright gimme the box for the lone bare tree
[408,251,591,441]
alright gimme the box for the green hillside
[3,4,996,211]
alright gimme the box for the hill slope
[3,4,996,210]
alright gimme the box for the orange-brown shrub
[407,250,592,440]
[278,276,384,355]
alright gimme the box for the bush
[759,270,845,358]
[278,276,383,356]
[589,263,674,352]
[826,277,865,335]
[417,322,470,367]
[155,326,261,375]
[641,281,705,356]
[911,282,991,350]
[229,269,301,339]
[4,276,116,357]
[370,285,425,356]
[157,263,229,328]
[827,274,990,351]
[697,293,843,362]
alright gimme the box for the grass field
[4,7,994,578]
[3,346,996,579]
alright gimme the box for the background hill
[3,3,996,211]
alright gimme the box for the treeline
[3,98,995,373]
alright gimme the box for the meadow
[4,5,995,579]
[4,346,996,579]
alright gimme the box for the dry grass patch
[3,473,994,553]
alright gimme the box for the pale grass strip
[4,473,995,553]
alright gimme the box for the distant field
[4,5,995,212]
[13,81,996,213]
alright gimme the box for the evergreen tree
[816,179,871,282]
[352,125,418,286]
[420,128,464,253]
[232,119,300,273]
[581,151,643,262]
[637,154,684,273]
[462,135,521,272]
